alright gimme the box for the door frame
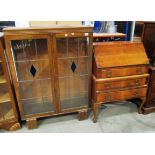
[52,32,93,112]
[4,33,57,120]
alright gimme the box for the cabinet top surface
[93,42,149,68]
[3,26,93,34]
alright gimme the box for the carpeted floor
[1,101,155,133]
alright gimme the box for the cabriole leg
[93,103,99,123]
[138,97,146,114]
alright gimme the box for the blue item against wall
[94,21,102,33]
[125,21,129,41]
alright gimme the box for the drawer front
[96,87,147,103]
[99,66,148,78]
[96,77,147,91]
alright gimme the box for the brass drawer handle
[106,71,112,77]
[134,80,140,86]
[136,68,142,74]
[105,96,111,101]
[104,83,111,89]
[133,91,139,96]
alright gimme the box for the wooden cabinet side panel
[0,37,19,121]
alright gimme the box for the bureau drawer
[95,77,148,91]
[96,87,147,103]
[98,66,148,78]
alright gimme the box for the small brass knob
[135,80,140,86]
[104,83,111,89]
[105,95,111,101]
[136,68,142,74]
[133,91,139,96]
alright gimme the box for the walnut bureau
[92,42,149,122]
[3,26,93,129]
[0,33,20,131]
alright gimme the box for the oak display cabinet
[3,26,93,129]
[0,33,20,131]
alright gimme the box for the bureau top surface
[93,42,149,68]
[3,26,93,34]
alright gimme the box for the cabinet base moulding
[0,121,21,131]
[26,118,38,129]
[78,109,88,121]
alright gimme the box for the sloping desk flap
[93,42,149,68]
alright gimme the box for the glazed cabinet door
[55,33,91,110]
[5,35,55,118]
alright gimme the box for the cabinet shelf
[0,109,14,122]
[0,93,11,104]
[0,75,7,84]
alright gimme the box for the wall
[29,21,82,26]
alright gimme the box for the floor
[1,101,155,133]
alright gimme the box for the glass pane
[24,40,36,60]
[57,38,67,58]
[56,35,89,110]
[79,57,88,74]
[36,39,49,59]
[11,39,54,115]
[15,61,29,81]
[79,75,88,96]
[19,80,42,99]
[79,37,88,56]
[69,75,79,97]
[59,77,69,100]
[38,60,50,78]
[22,97,53,115]
[40,79,52,97]
[61,97,88,109]
[57,59,68,77]
[68,38,78,57]
[11,40,27,61]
